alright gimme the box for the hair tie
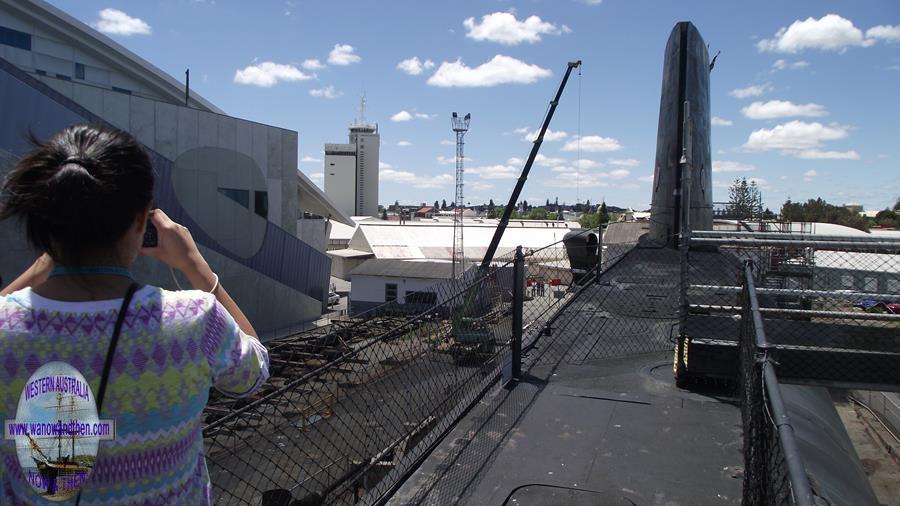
[60,157,90,169]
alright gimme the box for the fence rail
[202,228,603,505]
[739,261,815,506]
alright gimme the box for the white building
[324,118,379,217]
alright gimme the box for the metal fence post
[512,245,524,379]
[596,223,604,284]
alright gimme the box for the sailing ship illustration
[25,392,94,499]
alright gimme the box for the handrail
[742,261,816,505]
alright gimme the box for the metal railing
[679,232,900,390]
[202,230,600,505]
[739,261,815,506]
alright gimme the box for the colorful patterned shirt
[0,286,269,505]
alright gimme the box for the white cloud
[396,57,435,75]
[470,181,496,191]
[757,14,875,53]
[379,161,392,169]
[235,62,314,87]
[772,59,809,71]
[414,112,433,119]
[712,160,756,173]
[795,149,860,160]
[743,121,849,153]
[730,83,773,99]
[436,155,455,165]
[397,140,412,147]
[328,44,361,65]
[546,171,609,189]
[93,8,151,36]
[581,0,603,5]
[427,55,551,87]
[302,59,325,70]
[380,168,453,188]
[522,128,568,142]
[562,135,622,152]
[308,172,324,184]
[463,12,564,45]
[507,157,524,166]
[866,25,900,43]
[468,165,519,179]
[608,158,639,167]
[300,156,322,163]
[638,174,655,183]
[309,85,341,99]
[741,100,828,120]
[803,169,818,182]
[391,110,413,122]
[440,140,455,145]
[513,126,530,134]
[535,154,567,167]
[711,116,734,126]
[574,159,602,169]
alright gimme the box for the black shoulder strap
[76,282,139,506]
[96,282,139,413]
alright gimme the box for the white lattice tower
[451,112,470,279]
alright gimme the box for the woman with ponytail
[0,124,269,504]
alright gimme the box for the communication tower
[451,112,471,279]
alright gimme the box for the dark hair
[0,124,154,264]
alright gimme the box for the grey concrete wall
[0,59,326,334]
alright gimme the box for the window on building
[111,86,131,95]
[254,191,268,218]
[75,62,85,80]
[863,277,878,292]
[385,283,398,302]
[841,275,854,289]
[217,187,250,209]
[888,279,900,293]
[406,291,436,305]
[0,26,31,51]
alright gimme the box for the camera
[142,221,158,247]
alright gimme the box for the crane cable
[576,63,582,205]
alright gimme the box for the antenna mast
[451,112,471,279]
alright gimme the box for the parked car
[328,292,340,306]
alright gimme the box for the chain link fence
[202,229,606,505]
[739,261,815,506]
[680,232,900,389]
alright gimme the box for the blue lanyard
[48,266,134,279]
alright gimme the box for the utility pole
[451,112,471,279]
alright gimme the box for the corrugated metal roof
[349,259,454,279]
[326,248,374,259]
[814,250,900,274]
[348,222,570,260]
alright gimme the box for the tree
[433,200,439,210]
[579,212,600,229]
[727,178,762,220]
[394,200,399,208]
[527,208,548,220]
[546,198,550,208]
[894,198,900,212]
[489,198,495,208]
[599,201,609,224]
[779,197,870,232]
[381,209,388,220]
[441,199,447,210]
[523,200,529,211]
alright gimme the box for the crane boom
[480,60,582,269]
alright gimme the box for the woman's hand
[141,209,208,276]
[0,253,54,296]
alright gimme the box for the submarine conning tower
[648,21,713,247]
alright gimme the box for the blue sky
[49,0,899,212]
